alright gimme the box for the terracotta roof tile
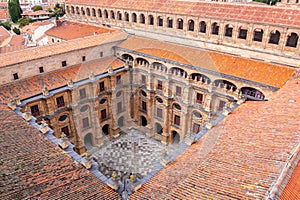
[281,161,300,200]
[0,104,120,199]
[0,31,127,67]
[45,21,114,40]
[67,0,300,28]
[0,56,124,103]
[0,25,10,45]
[8,35,25,46]
[131,75,300,199]
[119,36,295,88]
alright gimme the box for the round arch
[190,73,211,84]
[102,124,109,135]
[136,57,149,66]
[213,79,237,91]
[121,53,134,62]
[241,87,265,101]
[171,130,180,144]
[170,67,188,78]
[151,62,167,72]
[140,115,147,126]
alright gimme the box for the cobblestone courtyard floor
[87,129,178,179]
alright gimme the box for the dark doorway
[118,116,124,127]
[141,116,147,126]
[171,131,180,144]
[84,133,93,148]
[156,123,163,134]
[102,124,109,135]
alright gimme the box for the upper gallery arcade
[65,0,300,68]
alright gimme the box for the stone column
[161,99,171,145]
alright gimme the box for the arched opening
[167,17,173,28]
[86,8,90,16]
[104,9,108,18]
[191,73,211,84]
[76,7,80,15]
[141,116,147,126]
[286,32,299,48]
[214,79,237,91]
[170,67,188,78]
[124,12,129,21]
[211,22,219,35]
[253,28,263,42]
[173,103,181,110]
[71,6,74,14]
[121,54,133,62]
[177,18,183,30]
[199,21,206,33]
[241,87,265,101]
[151,62,167,72]
[118,116,124,127]
[92,8,96,17]
[238,27,248,40]
[102,124,109,135]
[140,90,147,97]
[188,19,194,31]
[81,7,85,15]
[158,16,163,27]
[140,14,145,24]
[132,13,137,22]
[224,24,233,37]
[110,10,115,19]
[117,11,122,20]
[97,9,102,17]
[155,123,163,134]
[269,30,280,45]
[66,6,70,14]
[171,131,180,144]
[84,133,93,148]
[136,57,149,67]
[148,15,154,25]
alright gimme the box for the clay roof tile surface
[0,104,120,199]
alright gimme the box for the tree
[51,3,65,18]
[18,17,33,28]
[13,27,20,35]
[33,5,43,12]
[8,0,22,23]
[0,22,11,30]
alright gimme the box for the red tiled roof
[66,0,300,28]
[118,36,295,88]
[22,20,53,34]
[45,21,113,40]
[0,25,10,45]
[131,75,300,199]
[0,104,120,199]
[0,56,124,103]
[0,31,127,67]
[281,161,300,200]
[9,35,25,46]
[22,10,51,16]
[0,8,8,19]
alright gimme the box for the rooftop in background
[118,36,295,88]
[0,104,120,200]
[45,21,115,40]
[0,26,10,45]
[22,20,54,34]
[131,74,300,199]
[66,0,300,28]
[0,56,124,103]
[0,31,127,67]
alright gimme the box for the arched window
[66,6,70,14]
[117,11,122,20]
[253,28,263,42]
[211,22,219,35]
[92,8,96,17]
[104,10,108,18]
[97,9,102,17]
[156,97,163,103]
[125,12,129,21]
[214,80,237,91]
[170,67,188,78]
[71,6,74,14]
[121,54,133,62]
[140,14,145,24]
[132,13,137,22]
[238,27,248,40]
[141,90,147,97]
[158,16,163,27]
[224,24,233,37]
[177,18,183,30]
[190,73,211,84]
[199,21,206,33]
[167,17,173,28]
[173,103,181,110]
[286,32,299,48]
[80,105,89,112]
[148,15,154,25]
[241,87,265,101]
[116,91,122,97]
[59,114,68,122]
[99,98,107,104]
[269,30,280,45]
[81,7,85,15]
[86,8,90,16]
[110,10,115,19]
[76,7,80,15]
[188,19,194,31]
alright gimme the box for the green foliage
[8,0,22,23]
[47,8,53,13]
[51,3,65,17]
[33,5,43,12]
[18,17,33,27]
[0,22,11,30]
[13,27,20,35]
